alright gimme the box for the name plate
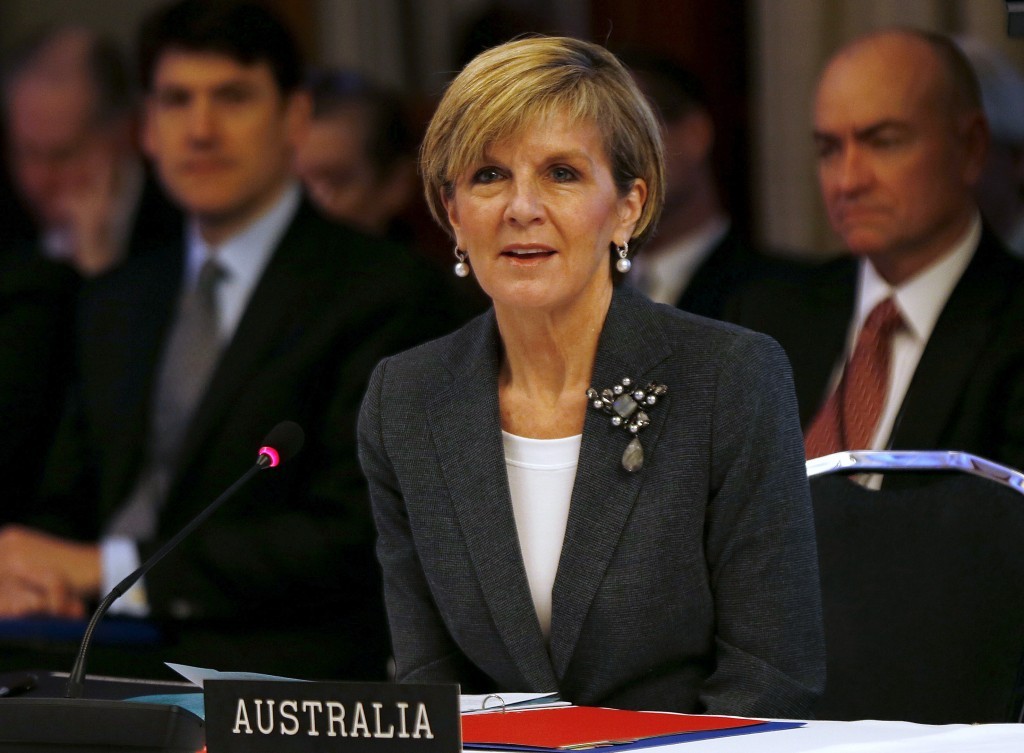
[204,680,461,753]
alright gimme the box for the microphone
[65,420,305,699]
[257,419,305,469]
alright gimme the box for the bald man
[729,29,1024,470]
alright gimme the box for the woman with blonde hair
[358,36,824,715]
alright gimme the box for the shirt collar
[856,211,980,342]
[631,214,729,304]
[641,214,729,278]
[185,181,301,290]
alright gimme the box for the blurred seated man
[294,69,416,241]
[0,28,178,520]
[957,36,1024,257]
[3,26,179,277]
[727,29,1024,470]
[623,53,795,319]
[0,0,466,680]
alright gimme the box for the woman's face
[443,111,645,314]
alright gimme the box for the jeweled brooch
[586,377,668,472]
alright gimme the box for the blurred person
[0,0,465,680]
[3,26,179,277]
[624,53,794,319]
[0,27,172,522]
[957,36,1024,257]
[728,30,1024,470]
[359,36,824,716]
[295,69,417,239]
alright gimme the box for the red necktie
[805,297,904,458]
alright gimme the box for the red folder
[461,706,766,750]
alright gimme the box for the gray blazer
[358,285,825,717]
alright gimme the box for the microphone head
[258,421,305,468]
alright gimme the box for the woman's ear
[618,178,648,240]
[442,190,464,248]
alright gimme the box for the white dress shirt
[631,214,729,305]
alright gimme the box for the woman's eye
[551,166,578,182]
[472,167,503,184]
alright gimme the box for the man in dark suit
[728,29,1024,470]
[0,0,463,680]
[622,53,791,320]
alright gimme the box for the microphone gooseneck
[65,421,304,699]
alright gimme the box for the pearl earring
[453,247,470,278]
[615,242,631,273]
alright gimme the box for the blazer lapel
[84,239,183,513]
[427,313,559,690]
[892,232,1016,449]
[792,262,856,425]
[549,287,672,678]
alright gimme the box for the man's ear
[284,89,313,148]
[961,112,991,187]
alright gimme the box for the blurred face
[813,35,986,283]
[443,111,645,314]
[143,51,308,242]
[295,107,410,234]
[660,109,713,210]
[6,76,119,228]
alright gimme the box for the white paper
[165,662,306,688]
[460,692,567,714]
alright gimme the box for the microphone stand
[66,461,265,698]
[0,453,279,752]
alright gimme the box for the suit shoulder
[368,309,494,395]
[615,290,791,380]
[646,295,779,349]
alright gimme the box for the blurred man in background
[729,29,1024,471]
[295,70,417,241]
[3,26,178,277]
[957,36,1024,257]
[0,0,466,680]
[624,53,791,319]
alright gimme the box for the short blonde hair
[421,36,665,250]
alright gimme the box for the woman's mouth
[500,246,557,262]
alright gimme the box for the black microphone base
[0,697,204,752]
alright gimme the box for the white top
[630,214,730,305]
[502,431,582,638]
[843,212,980,450]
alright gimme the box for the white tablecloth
[598,718,1024,753]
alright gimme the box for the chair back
[808,451,1024,724]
